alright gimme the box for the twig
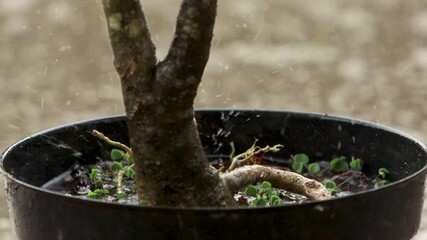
[92,130,133,156]
[117,163,135,194]
[226,142,283,172]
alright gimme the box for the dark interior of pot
[2,110,426,240]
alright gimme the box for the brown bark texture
[222,165,331,201]
[101,0,330,207]
[101,0,235,207]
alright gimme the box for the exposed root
[92,130,133,156]
[226,141,283,172]
[222,165,331,201]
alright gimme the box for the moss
[128,20,141,38]
[108,13,122,31]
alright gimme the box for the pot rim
[1,108,426,211]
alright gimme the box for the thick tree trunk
[101,0,235,206]
[101,0,330,207]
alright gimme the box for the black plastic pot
[1,110,426,240]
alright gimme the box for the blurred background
[0,0,426,239]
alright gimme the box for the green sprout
[378,168,389,178]
[349,158,363,171]
[324,180,341,195]
[111,161,123,172]
[92,130,136,201]
[87,188,109,199]
[292,153,309,173]
[116,191,127,200]
[329,157,349,172]
[123,168,135,179]
[308,162,320,175]
[89,168,104,188]
[244,181,285,207]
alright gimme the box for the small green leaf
[350,159,363,171]
[294,153,310,164]
[254,198,268,207]
[95,179,103,187]
[110,161,123,172]
[378,168,389,178]
[123,168,135,179]
[125,156,134,164]
[87,191,99,199]
[325,181,336,190]
[88,188,108,199]
[89,168,100,181]
[269,195,283,206]
[116,191,127,200]
[308,163,320,175]
[272,197,285,206]
[292,161,305,173]
[94,189,108,195]
[329,158,349,172]
[379,179,389,186]
[111,149,125,161]
[89,168,103,187]
[244,185,257,196]
[261,181,272,190]
[324,180,341,194]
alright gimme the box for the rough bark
[101,0,235,207]
[101,0,330,207]
[222,165,331,201]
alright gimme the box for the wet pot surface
[2,110,426,240]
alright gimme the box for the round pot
[2,110,426,240]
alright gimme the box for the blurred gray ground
[1,0,427,239]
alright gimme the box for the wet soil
[42,155,386,207]
[1,0,426,239]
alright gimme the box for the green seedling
[111,161,123,172]
[89,168,104,188]
[116,191,127,200]
[244,181,285,207]
[308,162,320,175]
[324,180,341,195]
[329,157,349,172]
[111,148,134,164]
[378,168,389,178]
[87,188,109,199]
[111,149,125,161]
[292,153,310,173]
[123,167,135,179]
[349,158,363,171]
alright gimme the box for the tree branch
[222,165,331,201]
[101,0,157,112]
[160,0,217,83]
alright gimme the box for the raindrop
[7,123,20,131]
[59,45,71,52]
